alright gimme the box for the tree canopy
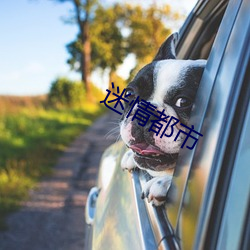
[57,1,175,94]
[53,0,98,97]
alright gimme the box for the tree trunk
[81,21,92,98]
[108,70,115,90]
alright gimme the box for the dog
[120,33,206,206]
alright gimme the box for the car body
[85,0,250,249]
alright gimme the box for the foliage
[90,5,126,73]
[124,4,172,65]
[110,73,127,90]
[89,83,106,102]
[66,4,127,86]
[0,96,105,230]
[66,38,82,71]
[0,95,46,114]
[48,77,86,108]
[53,0,98,95]
[66,3,173,88]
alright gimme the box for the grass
[0,95,105,230]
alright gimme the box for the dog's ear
[153,32,179,61]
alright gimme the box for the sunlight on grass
[0,96,105,230]
[0,168,35,230]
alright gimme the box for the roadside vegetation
[0,81,105,230]
[0,0,180,231]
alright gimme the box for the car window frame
[165,0,233,231]
[214,64,250,250]
[202,1,250,247]
[165,0,250,249]
[133,0,232,248]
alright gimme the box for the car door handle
[85,187,100,225]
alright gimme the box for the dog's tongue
[130,143,164,155]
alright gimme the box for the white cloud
[1,62,45,83]
[25,62,45,74]
[0,62,48,95]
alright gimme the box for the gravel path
[0,111,120,250]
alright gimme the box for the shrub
[48,77,85,108]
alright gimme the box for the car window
[166,0,232,230]
[134,0,231,248]
[216,79,250,250]
[118,0,248,249]
[177,0,229,60]
[166,0,249,249]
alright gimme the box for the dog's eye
[175,97,192,108]
[125,88,135,98]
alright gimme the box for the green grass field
[0,95,105,229]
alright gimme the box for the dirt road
[0,111,120,250]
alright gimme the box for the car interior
[177,0,229,60]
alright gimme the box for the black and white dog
[120,33,206,206]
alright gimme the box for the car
[85,0,250,249]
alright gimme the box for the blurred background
[0,0,196,232]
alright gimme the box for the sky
[0,0,197,96]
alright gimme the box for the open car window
[177,0,229,60]
[137,0,249,248]
[166,0,233,230]
[165,0,250,249]
[135,0,231,247]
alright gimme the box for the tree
[90,4,127,89]
[124,4,172,80]
[67,4,127,90]
[66,3,174,89]
[54,0,98,97]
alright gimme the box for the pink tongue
[130,143,163,155]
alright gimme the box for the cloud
[25,62,45,74]
[1,62,45,83]
[0,62,48,95]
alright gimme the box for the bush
[48,77,85,108]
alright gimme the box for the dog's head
[120,33,206,174]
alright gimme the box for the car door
[85,0,250,249]
[166,0,250,249]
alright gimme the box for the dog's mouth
[129,143,178,171]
